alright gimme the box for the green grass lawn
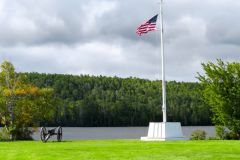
[0,140,240,160]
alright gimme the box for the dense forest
[25,73,211,127]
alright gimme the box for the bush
[11,126,34,140]
[215,126,228,139]
[0,127,11,141]
[190,130,207,140]
[0,126,35,141]
[208,136,220,140]
[215,126,240,140]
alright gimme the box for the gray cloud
[0,0,240,82]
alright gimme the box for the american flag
[136,14,158,36]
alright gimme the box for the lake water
[32,126,215,140]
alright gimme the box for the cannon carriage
[40,126,62,142]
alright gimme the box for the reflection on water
[32,126,215,140]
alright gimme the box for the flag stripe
[136,14,158,36]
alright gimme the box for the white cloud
[0,42,124,75]
[81,0,118,33]
[0,0,240,82]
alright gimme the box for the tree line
[2,60,239,140]
[25,73,211,127]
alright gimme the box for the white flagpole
[141,0,185,141]
[160,0,167,123]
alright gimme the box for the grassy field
[0,140,240,160]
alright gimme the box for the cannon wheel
[57,126,62,142]
[40,127,47,142]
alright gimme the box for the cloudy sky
[0,0,239,82]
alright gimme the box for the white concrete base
[141,122,186,141]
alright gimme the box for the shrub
[215,126,240,140]
[190,130,207,140]
[11,127,34,140]
[208,136,220,140]
[0,127,11,141]
[215,126,228,139]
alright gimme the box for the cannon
[40,126,62,142]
